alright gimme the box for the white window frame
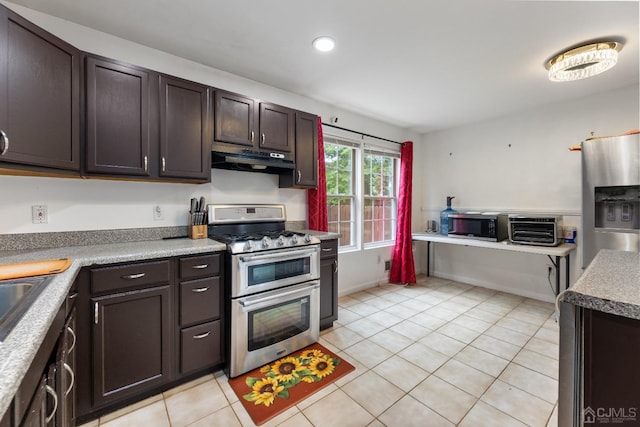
[323,130,400,253]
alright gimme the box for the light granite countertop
[298,230,340,240]
[0,238,226,420]
[560,249,640,320]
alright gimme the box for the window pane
[384,220,394,240]
[328,198,339,221]
[339,198,352,221]
[326,170,338,195]
[364,198,373,220]
[337,146,352,170]
[337,170,352,195]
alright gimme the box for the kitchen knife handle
[0,130,8,156]
[122,273,145,280]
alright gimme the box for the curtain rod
[321,122,403,145]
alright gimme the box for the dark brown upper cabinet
[85,55,152,177]
[280,111,318,188]
[259,102,294,153]
[0,4,80,173]
[159,75,211,181]
[213,91,256,148]
[213,90,294,154]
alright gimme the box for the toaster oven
[508,215,562,246]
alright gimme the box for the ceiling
[9,0,639,134]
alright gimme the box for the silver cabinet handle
[122,273,145,280]
[261,133,265,145]
[63,363,74,397]
[321,248,333,252]
[193,331,210,339]
[333,259,338,274]
[45,385,58,424]
[94,302,98,324]
[162,157,166,172]
[144,155,148,172]
[250,131,254,142]
[297,170,301,183]
[191,286,209,293]
[0,130,8,156]
[67,326,76,354]
[192,264,208,269]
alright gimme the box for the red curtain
[390,141,416,284]
[307,117,328,231]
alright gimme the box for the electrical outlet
[32,205,48,224]
[153,205,164,220]
[385,260,391,271]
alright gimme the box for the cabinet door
[180,320,222,374]
[0,6,80,171]
[319,256,338,330]
[259,102,294,153]
[56,308,76,427]
[85,56,151,176]
[20,375,47,427]
[213,91,256,148]
[280,111,317,188]
[159,75,210,181]
[92,285,171,407]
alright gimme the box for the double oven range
[207,204,321,378]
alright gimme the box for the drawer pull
[0,130,9,156]
[193,331,210,339]
[45,385,58,424]
[192,264,209,270]
[122,273,145,280]
[191,286,209,293]
[63,363,75,396]
[94,302,99,324]
[321,248,333,252]
[67,326,76,353]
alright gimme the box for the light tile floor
[79,275,560,427]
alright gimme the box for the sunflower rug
[228,343,355,426]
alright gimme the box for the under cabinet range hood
[211,145,294,175]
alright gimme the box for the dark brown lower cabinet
[180,320,222,374]
[91,285,172,408]
[319,239,338,330]
[583,309,640,418]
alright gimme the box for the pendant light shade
[546,42,622,82]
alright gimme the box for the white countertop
[0,238,226,419]
[412,232,576,257]
[560,249,640,320]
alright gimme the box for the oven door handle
[239,246,318,263]
[239,282,319,308]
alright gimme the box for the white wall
[0,2,419,295]
[413,84,640,301]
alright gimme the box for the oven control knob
[304,234,312,243]
[277,236,285,246]
[291,235,299,245]
[261,236,271,248]
[244,240,254,251]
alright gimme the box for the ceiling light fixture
[546,41,622,82]
[312,36,335,52]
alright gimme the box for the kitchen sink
[0,275,53,341]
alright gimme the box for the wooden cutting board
[0,258,72,281]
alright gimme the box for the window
[324,134,399,250]
[325,141,356,248]
[363,150,398,245]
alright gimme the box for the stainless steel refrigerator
[581,133,639,268]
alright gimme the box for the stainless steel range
[207,204,321,378]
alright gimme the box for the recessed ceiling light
[546,41,622,82]
[312,36,335,52]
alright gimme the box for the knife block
[188,220,207,239]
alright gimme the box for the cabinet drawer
[180,320,221,374]
[180,277,221,327]
[91,260,170,294]
[320,239,338,259]
[179,254,220,280]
